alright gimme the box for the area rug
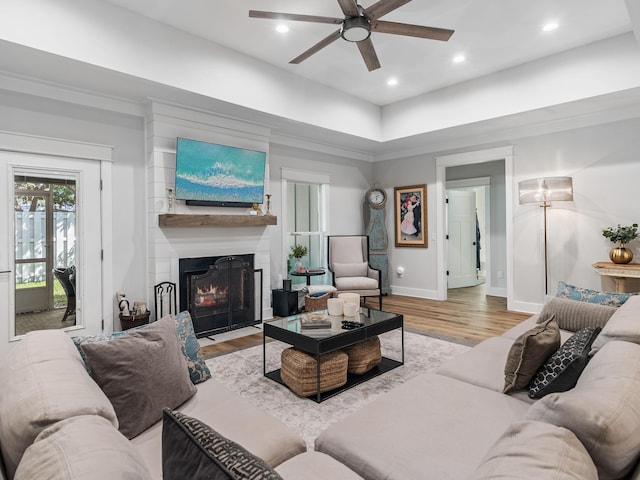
[205,331,470,449]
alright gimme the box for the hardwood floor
[200,284,530,357]
[370,284,530,343]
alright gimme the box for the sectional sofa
[0,315,362,480]
[3,291,640,479]
[316,293,640,479]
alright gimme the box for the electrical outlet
[497,271,504,279]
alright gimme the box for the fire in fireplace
[179,254,257,337]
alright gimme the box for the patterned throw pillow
[556,281,636,307]
[528,327,601,399]
[173,311,211,384]
[162,409,284,480]
[72,311,211,385]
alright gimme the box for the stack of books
[300,315,332,337]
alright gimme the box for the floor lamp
[518,176,573,295]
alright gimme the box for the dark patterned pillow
[528,327,601,399]
[162,409,283,480]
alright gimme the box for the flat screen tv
[175,137,266,207]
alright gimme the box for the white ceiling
[101,0,633,106]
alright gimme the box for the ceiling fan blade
[336,0,360,17]
[290,30,342,64]
[372,20,454,41]
[249,10,342,25]
[365,0,412,20]
[356,38,381,71]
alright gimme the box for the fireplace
[179,254,257,337]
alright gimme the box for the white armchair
[327,235,382,309]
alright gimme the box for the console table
[592,262,640,293]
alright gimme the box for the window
[282,170,329,287]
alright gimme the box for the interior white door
[447,189,477,289]
[0,151,104,351]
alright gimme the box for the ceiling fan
[249,0,454,72]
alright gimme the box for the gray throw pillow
[72,310,211,385]
[528,327,601,399]
[162,409,284,480]
[537,297,616,332]
[525,377,640,480]
[503,317,560,394]
[81,316,196,439]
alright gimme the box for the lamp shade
[518,177,573,205]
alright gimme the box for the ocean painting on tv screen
[175,137,266,205]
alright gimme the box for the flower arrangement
[602,223,639,245]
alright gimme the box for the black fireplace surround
[179,254,257,337]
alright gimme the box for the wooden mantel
[158,214,277,227]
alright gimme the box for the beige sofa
[316,295,640,479]
[0,327,364,480]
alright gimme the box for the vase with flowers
[289,244,308,273]
[602,223,638,264]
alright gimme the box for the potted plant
[602,223,638,264]
[289,244,308,272]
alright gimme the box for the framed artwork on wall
[394,184,427,248]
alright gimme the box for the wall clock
[365,184,390,294]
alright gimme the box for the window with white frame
[282,169,329,287]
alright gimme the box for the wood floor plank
[201,284,530,357]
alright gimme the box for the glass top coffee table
[263,307,404,402]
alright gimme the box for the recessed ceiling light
[276,24,289,34]
[452,54,466,64]
[542,22,558,32]
[387,77,398,86]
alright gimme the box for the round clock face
[367,188,386,208]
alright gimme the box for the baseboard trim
[390,286,439,299]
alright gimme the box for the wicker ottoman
[343,336,382,374]
[280,348,348,397]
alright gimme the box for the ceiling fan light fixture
[341,16,371,42]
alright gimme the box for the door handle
[0,270,11,273]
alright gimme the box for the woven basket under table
[342,336,382,374]
[304,291,336,312]
[280,348,348,397]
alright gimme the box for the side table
[290,269,325,286]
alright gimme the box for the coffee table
[263,307,404,402]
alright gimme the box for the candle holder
[265,194,273,216]
[167,188,175,214]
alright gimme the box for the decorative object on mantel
[251,203,263,215]
[602,223,638,264]
[158,214,277,227]
[518,176,574,294]
[290,244,308,273]
[265,194,273,216]
[167,188,176,214]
